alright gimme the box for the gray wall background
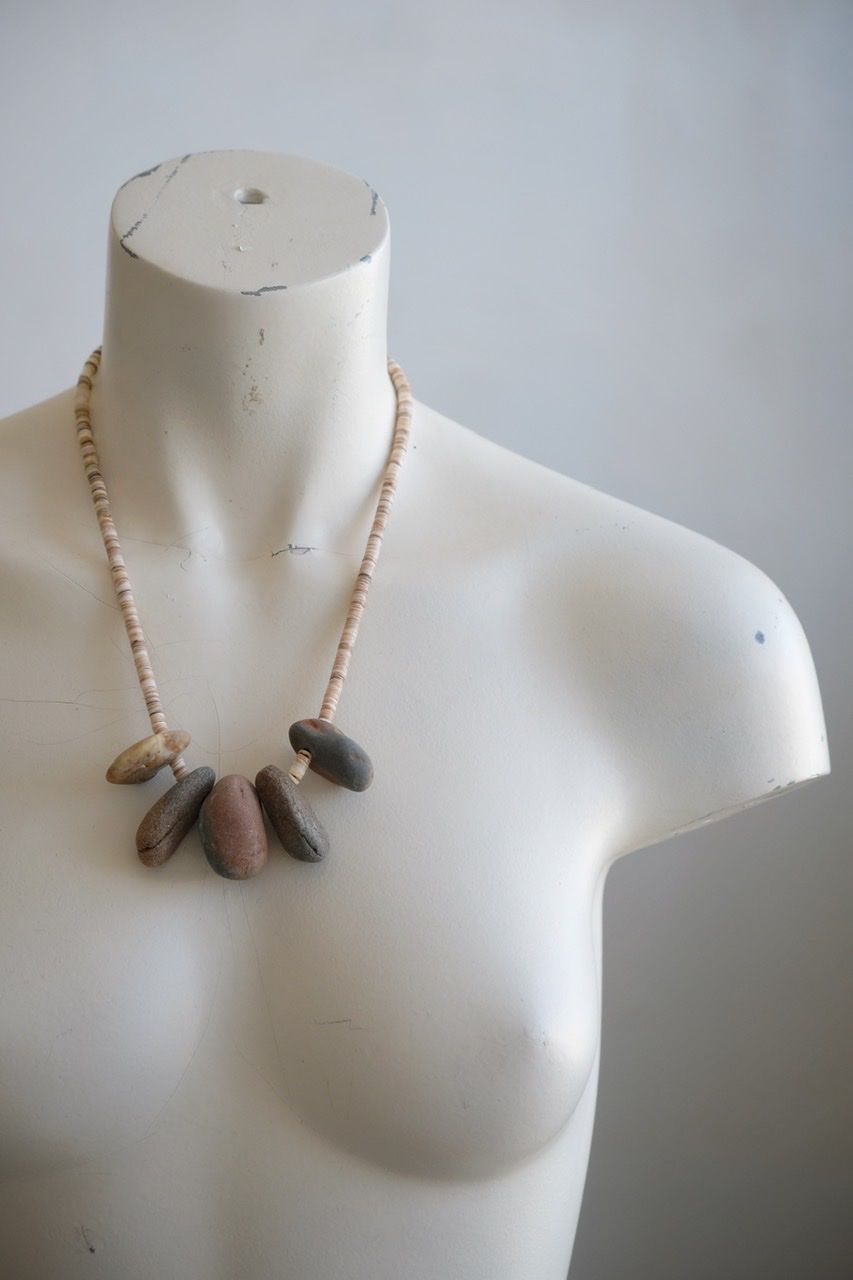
[1,2,850,1276]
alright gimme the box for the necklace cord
[75,347,413,786]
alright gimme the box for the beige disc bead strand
[75,348,189,783]
[287,357,413,785]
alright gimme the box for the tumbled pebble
[198,773,268,880]
[106,729,191,784]
[255,764,329,862]
[288,718,373,791]
[135,766,216,868]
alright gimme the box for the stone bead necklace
[75,347,413,879]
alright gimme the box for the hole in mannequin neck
[234,187,268,205]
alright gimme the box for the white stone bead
[105,729,191,784]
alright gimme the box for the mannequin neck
[92,151,397,561]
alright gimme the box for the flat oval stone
[198,773,268,880]
[106,729,191,784]
[255,764,329,862]
[288,718,373,791]
[135,766,216,868]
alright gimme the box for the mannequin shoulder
[0,389,78,529]
[0,390,103,628]
[413,406,830,856]
[534,470,831,859]
[0,387,70,448]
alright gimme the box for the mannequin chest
[0,531,609,1182]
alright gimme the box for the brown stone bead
[255,764,329,862]
[288,718,373,791]
[198,774,268,880]
[106,729,191,784]
[135,766,216,868]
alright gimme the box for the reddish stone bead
[198,774,268,880]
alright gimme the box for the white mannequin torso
[0,152,830,1278]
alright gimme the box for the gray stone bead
[255,764,329,862]
[136,766,216,868]
[198,774,269,880]
[288,718,373,791]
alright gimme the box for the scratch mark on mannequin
[347,1052,356,1118]
[240,284,289,297]
[1,688,133,708]
[223,881,236,951]
[25,691,185,746]
[119,154,193,254]
[118,161,163,190]
[26,711,136,746]
[109,634,135,669]
[43,559,118,612]
[236,1048,290,1112]
[45,1025,74,1067]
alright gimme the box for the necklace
[75,346,413,879]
